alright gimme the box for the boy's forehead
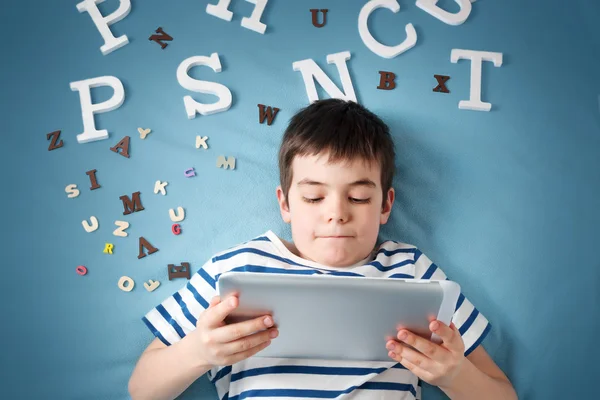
[293,152,378,167]
[291,153,380,183]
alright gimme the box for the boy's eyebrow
[297,178,377,188]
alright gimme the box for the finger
[430,320,464,354]
[212,314,276,343]
[430,320,454,346]
[221,326,279,355]
[450,322,463,339]
[389,350,435,382]
[223,337,272,366]
[203,295,239,328]
[387,340,436,375]
[208,296,220,309]
[396,329,452,364]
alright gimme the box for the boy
[129,99,517,400]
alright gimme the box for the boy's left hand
[385,320,466,389]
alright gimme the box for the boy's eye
[302,197,371,204]
[302,197,323,203]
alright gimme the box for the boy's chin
[316,250,362,268]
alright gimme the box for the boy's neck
[280,237,301,257]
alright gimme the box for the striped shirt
[143,230,491,400]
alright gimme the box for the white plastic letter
[206,0,233,21]
[206,0,269,34]
[176,53,233,119]
[292,51,357,103]
[154,180,168,195]
[70,76,125,143]
[65,184,80,198]
[82,216,99,232]
[144,279,160,292]
[416,0,472,26]
[76,0,132,55]
[169,207,185,222]
[113,221,129,237]
[196,135,209,149]
[240,0,268,34]
[118,276,134,292]
[216,156,236,170]
[451,49,503,112]
[358,0,417,59]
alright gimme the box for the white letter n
[292,51,357,104]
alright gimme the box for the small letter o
[76,266,88,275]
[118,276,135,292]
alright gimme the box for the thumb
[208,296,221,309]
[203,294,238,328]
[197,296,224,329]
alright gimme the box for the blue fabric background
[2,0,599,398]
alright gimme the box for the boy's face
[276,152,395,267]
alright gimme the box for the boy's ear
[380,188,395,225]
[276,186,292,223]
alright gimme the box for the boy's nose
[325,198,350,223]
[327,214,347,223]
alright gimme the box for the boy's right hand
[189,295,278,368]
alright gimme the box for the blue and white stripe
[143,230,491,400]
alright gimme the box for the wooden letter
[47,130,64,150]
[86,169,100,190]
[138,237,158,259]
[433,74,450,93]
[120,191,144,215]
[310,9,328,27]
[258,104,280,125]
[149,27,173,49]
[110,136,130,158]
[377,71,396,90]
[168,262,191,280]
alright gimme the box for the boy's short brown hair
[278,98,396,207]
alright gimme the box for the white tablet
[217,271,460,362]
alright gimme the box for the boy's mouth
[319,235,353,239]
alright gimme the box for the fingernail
[229,298,236,307]
[431,321,439,331]
[386,343,395,350]
[269,329,278,338]
[399,331,407,340]
[264,316,273,327]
